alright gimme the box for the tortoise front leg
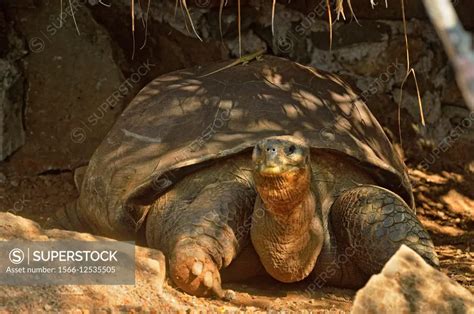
[330,185,439,281]
[146,180,255,298]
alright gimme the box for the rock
[88,0,225,74]
[352,245,474,313]
[4,1,126,174]
[0,212,167,312]
[0,11,26,161]
[186,0,474,30]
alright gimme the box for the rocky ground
[0,0,473,312]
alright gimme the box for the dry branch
[422,0,474,112]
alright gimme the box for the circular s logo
[276,35,294,54]
[9,248,25,264]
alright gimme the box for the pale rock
[0,212,166,312]
[352,245,474,314]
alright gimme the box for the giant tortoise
[55,55,439,298]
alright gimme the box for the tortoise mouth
[256,165,301,176]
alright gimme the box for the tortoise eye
[288,145,296,155]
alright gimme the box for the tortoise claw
[203,271,213,288]
[192,261,203,276]
[223,289,236,301]
[210,284,235,301]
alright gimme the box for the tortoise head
[252,135,312,213]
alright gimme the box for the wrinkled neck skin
[251,167,324,283]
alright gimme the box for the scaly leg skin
[330,185,439,280]
[46,201,91,233]
[146,179,255,298]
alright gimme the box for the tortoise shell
[76,56,413,237]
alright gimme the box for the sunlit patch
[156,75,184,82]
[179,97,203,111]
[334,118,351,132]
[327,74,346,86]
[292,90,323,111]
[441,190,474,218]
[227,108,243,120]
[261,67,292,91]
[249,120,285,131]
[180,85,201,92]
[186,79,206,85]
[302,122,317,131]
[167,82,194,90]
[329,91,354,104]
[283,104,303,119]
[258,93,277,102]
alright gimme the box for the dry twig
[422,0,474,112]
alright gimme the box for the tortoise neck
[250,190,324,283]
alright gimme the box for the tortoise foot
[170,241,229,298]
